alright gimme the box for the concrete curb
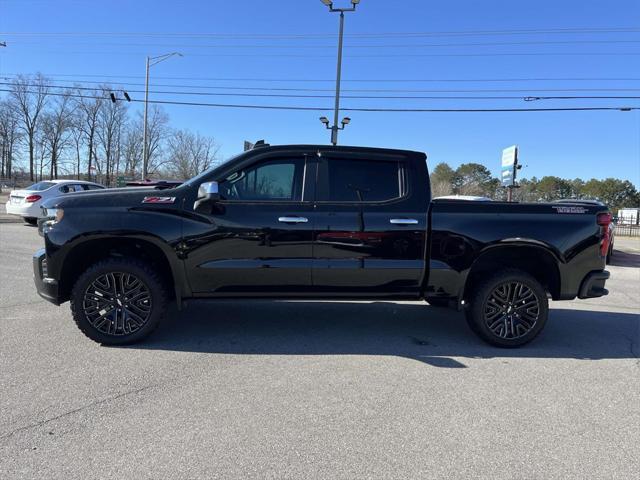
[0,215,24,224]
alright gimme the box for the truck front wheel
[70,257,168,345]
[465,269,548,347]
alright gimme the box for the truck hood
[41,187,182,209]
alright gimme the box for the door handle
[390,218,419,225]
[278,216,309,223]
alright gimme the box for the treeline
[430,162,640,212]
[0,74,221,185]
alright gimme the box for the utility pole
[142,52,182,180]
[319,0,361,145]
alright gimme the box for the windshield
[26,181,55,191]
[181,153,243,188]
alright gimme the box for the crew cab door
[311,151,428,296]
[184,154,315,295]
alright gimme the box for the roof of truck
[245,143,426,157]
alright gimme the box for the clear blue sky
[1,0,639,186]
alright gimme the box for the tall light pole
[319,0,361,145]
[142,52,182,180]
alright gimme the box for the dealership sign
[501,145,518,187]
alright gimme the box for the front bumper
[578,270,610,299]
[33,248,61,305]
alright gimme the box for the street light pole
[141,52,182,180]
[142,57,150,180]
[320,0,360,145]
[332,11,345,145]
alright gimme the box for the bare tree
[122,121,143,177]
[35,127,48,182]
[41,92,75,179]
[143,105,170,176]
[96,98,127,187]
[166,129,220,180]
[75,87,104,179]
[10,74,49,181]
[69,112,84,179]
[0,99,22,179]
[431,180,453,197]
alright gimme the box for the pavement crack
[621,333,640,368]
[0,384,156,442]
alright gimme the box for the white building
[617,208,640,225]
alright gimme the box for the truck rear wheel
[465,269,548,347]
[70,257,168,345]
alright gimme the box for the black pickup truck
[34,144,612,347]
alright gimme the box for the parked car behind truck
[34,144,612,347]
[6,179,104,224]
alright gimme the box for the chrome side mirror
[194,181,220,212]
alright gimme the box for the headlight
[44,207,64,223]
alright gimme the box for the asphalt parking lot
[1,222,638,479]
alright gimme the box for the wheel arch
[463,242,562,301]
[58,235,187,305]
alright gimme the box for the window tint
[317,158,401,202]
[84,184,104,190]
[26,181,55,191]
[219,158,304,201]
[59,184,81,193]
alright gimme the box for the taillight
[25,194,42,203]
[597,212,612,226]
[597,212,612,257]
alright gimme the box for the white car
[5,179,105,224]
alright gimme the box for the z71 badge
[552,206,587,214]
[142,196,176,204]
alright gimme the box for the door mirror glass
[194,181,220,212]
[198,181,219,199]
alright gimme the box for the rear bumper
[33,248,61,305]
[578,270,610,299]
[6,202,42,218]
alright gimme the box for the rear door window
[59,184,81,193]
[317,158,403,202]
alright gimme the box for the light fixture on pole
[142,52,182,180]
[320,115,352,139]
[319,0,361,145]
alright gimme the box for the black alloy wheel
[70,257,167,344]
[82,272,152,336]
[465,269,549,347]
[483,281,540,340]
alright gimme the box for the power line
[4,81,640,102]
[4,50,640,58]
[4,72,640,83]
[0,88,636,113]
[3,76,639,95]
[2,27,639,38]
[9,39,640,49]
